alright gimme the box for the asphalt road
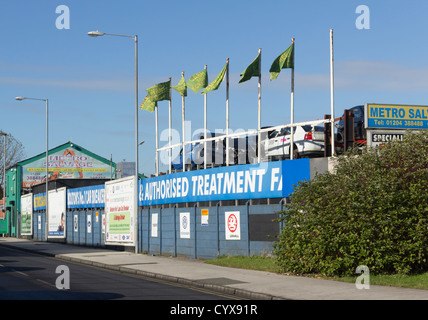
[0,245,233,300]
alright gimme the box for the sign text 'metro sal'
[366,103,428,130]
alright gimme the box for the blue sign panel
[138,158,310,206]
[67,185,105,209]
[366,103,428,130]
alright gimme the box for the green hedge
[274,130,428,276]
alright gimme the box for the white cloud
[229,60,428,93]
[2,60,428,95]
[0,76,133,92]
[297,60,428,93]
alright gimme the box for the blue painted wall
[30,200,284,259]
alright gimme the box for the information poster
[48,188,66,238]
[151,213,158,238]
[74,214,78,232]
[201,209,209,226]
[105,176,137,246]
[225,211,241,240]
[21,193,33,235]
[180,212,191,239]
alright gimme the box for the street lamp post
[88,30,139,253]
[16,97,49,241]
[0,131,6,193]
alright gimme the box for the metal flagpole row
[155,102,159,176]
[153,30,335,174]
[204,65,207,170]
[290,38,295,160]
[169,77,172,174]
[330,29,336,157]
[181,72,186,172]
[257,48,262,164]
[226,58,230,166]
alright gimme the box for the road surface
[0,245,233,300]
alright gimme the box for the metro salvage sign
[365,103,428,130]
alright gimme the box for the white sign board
[21,193,33,235]
[225,211,241,240]
[201,209,209,226]
[48,187,67,238]
[74,214,78,232]
[151,213,158,238]
[87,214,92,234]
[367,130,406,147]
[105,176,137,246]
[102,214,105,234]
[180,212,191,239]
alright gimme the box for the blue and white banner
[138,159,310,206]
[67,185,105,209]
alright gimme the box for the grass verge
[204,255,280,273]
[204,255,428,290]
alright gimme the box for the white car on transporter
[264,125,325,161]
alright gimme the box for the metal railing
[155,119,331,174]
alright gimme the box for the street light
[16,96,49,241]
[88,30,139,253]
[87,31,105,37]
[0,131,7,191]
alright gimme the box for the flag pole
[226,58,230,166]
[204,65,207,170]
[155,102,159,176]
[181,72,186,172]
[169,77,172,173]
[257,48,261,163]
[290,38,295,160]
[330,29,336,157]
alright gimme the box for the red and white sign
[225,211,241,240]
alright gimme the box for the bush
[273,130,428,276]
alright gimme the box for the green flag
[239,51,260,83]
[269,42,294,80]
[146,79,171,102]
[140,95,156,112]
[187,69,208,93]
[202,61,228,94]
[172,74,187,97]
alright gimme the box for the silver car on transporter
[264,125,325,161]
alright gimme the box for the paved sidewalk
[1,237,427,300]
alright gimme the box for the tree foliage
[0,133,26,198]
[274,130,428,276]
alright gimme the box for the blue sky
[2,0,428,176]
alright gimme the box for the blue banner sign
[138,159,310,206]
[67,185,105,209]
[366,103,428,130]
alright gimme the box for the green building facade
[4,141,117,236]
